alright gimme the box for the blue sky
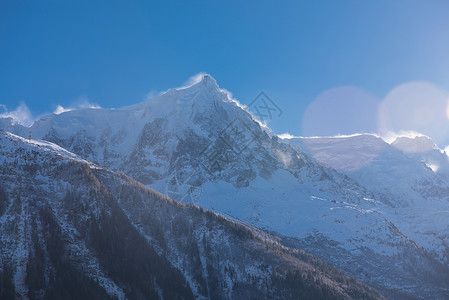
[1,0,449,146]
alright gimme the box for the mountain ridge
[2,75,449,298]
[0,130,386,299]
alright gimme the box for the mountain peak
[200,73,214,83]
[391,135,437,153]
[191,73,219,90]
[172,73,219,92]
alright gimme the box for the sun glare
[446,99,449,120]
[377,82,449,145]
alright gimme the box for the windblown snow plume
[0,103,35,127]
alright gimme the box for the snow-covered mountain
[289,134,449,261]
[0,130,384,299]
[2,74,449,298]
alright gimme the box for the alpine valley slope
[0,130,385,300]
[289,134,449,260]
[2,75,449,299]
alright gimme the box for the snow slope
[288,134,449,264]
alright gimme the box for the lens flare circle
[446,99,449,120]
[303,86,379,137]
[377,81,449,145]
[302,86,381,171]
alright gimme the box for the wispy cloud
[178,72,210,90]
[54,105,73,115]
[380,130,426,144]
[0,102,35,127]
[53,96,101,115]
[278,132,297,139]
[275,148,293,168]
[0,96,101,127]
[144,90,162,101]
[444,146,449,157]
[146,73,213,100]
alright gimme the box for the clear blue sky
[1,0,449,145]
